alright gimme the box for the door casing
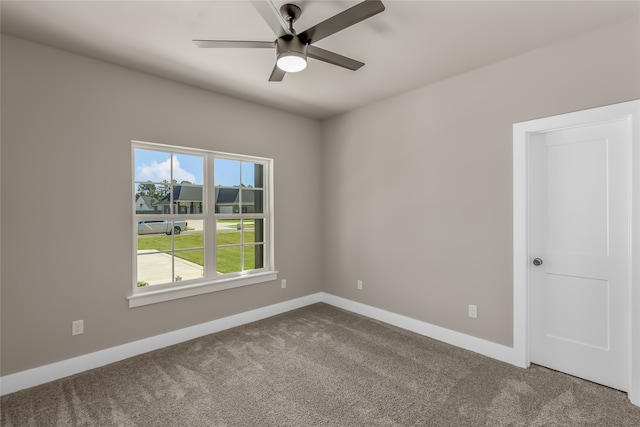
[513,99,640,406]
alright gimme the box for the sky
[135,149,258,187]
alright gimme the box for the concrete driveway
[137,250,203,285]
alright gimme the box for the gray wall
[321,16,640,346]
[0,36,323,375]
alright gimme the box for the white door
[529,119,630,391]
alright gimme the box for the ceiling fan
[193,0,385,81]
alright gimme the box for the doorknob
[533,258,543,266]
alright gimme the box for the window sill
[127,271,278,308]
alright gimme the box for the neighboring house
[153,185,258,214]
[154,185,204,214]
[135,195,158,214]
[215,187,257,214]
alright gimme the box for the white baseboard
[0,293,323,396]
[321,293,519,366]
[1,292,519,396]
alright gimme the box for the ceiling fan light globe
[277,53,307,73]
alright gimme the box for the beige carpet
[2,303,640,426]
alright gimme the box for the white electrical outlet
[72,320,84,336]
[281,279,287,289]
[468,305,478,319]
[357,280,363,290]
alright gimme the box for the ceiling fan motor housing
[276,37,308,72]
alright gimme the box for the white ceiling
[2,1,639,119]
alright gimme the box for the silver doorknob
[533,258,543,266]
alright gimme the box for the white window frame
[128,140,277,308]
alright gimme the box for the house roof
[153,185,256,205]
[136,195,157,206]
[215,188,255,205]
[155,186,203,205]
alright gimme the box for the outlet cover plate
[468,305,478,319]
[72,320,84,335]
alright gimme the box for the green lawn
[137,231,258,273]
[137,234,204,265]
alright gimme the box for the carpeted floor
[2,303,640,426]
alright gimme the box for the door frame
[513,99,640,405]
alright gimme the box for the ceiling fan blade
[250,0,290,38]
[193,40,275,49]
[298,0,385,44]
[269,64,286,82]
[307,46,364,71]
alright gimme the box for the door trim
[513,100,640,406]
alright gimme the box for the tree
[137,181,167,201]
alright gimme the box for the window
[129,141,276,307]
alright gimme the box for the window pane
[134,152,203,185]
[135,149,171,182]
[136,220,204,286]
[217,246,241,274]
[217,220,241,245]
[243,219,264,244]
[170,185,203,215]
[135,152,204,216]
[241,189,263,213]
[174,228,204,250]
[214,159,240,187]
[215,187,239,213]
[242,162,263,188]
[173,154,203,185]
[134,182,169,214]
[242,220,255,243]
[174,250,204,281]
[137,251,172,287]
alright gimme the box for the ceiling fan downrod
[280,3,301,34]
